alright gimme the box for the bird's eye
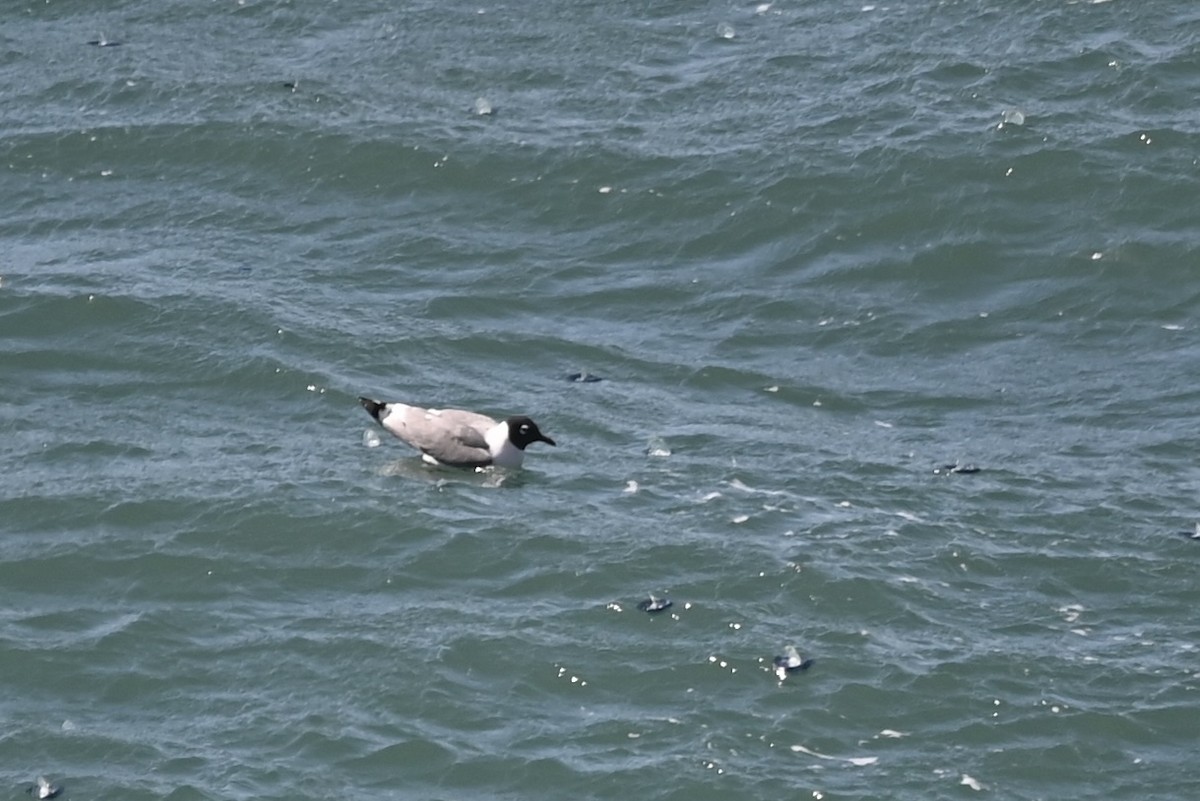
[519,424,530,434]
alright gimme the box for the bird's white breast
[485,422,524,468]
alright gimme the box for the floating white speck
[472,97,494,116]
[1161,324,1184,331]
[363,429,382,448]
[960,774,984,791]
[623,480,639,493]
[1001,108,1026,127]
[765,385,779,392]
[554,665,587,686]
[878,729,907,738]
[716,22,736,39]
[1091,251,1103,260]
[874,420,893,428]
[755,3,772,13]
[598,185,613,194]
[732,514,750,524]
[100,169,113,176]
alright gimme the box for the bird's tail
[359,397,387,423]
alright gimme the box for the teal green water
[3,2,1200,799]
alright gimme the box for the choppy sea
[3,1,1199,799]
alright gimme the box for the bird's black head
[505,416,556,450]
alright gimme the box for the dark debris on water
[636,596,673,613]
[933,462,980,475]
[772,645,814,680]
[1175,524,1200,541]
[28,778,60,800]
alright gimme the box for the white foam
[789,744,878,766]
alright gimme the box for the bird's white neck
[485,421,525,468]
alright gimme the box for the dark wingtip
[359,397,386,422]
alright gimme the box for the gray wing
[380,405,497,467]
[419,422,494,467]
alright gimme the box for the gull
[359,397,555,469]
